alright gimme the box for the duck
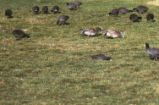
[5,9,13,18]
[32,6,40,14]
[42,6,49,14]
[12,29,30,40]
[51,5,60,14]
[145,43,159,61]
[103,29,125,39]
[129,14,142,22]
[56,15,69,25]
[66,2,77,10]
[91,54,112,61]
[109,8,119,17]
[146,13,155,22]
[133,5,149,14]
[73,1,82,7]
[118,7,133,14]
[81,27,102,37]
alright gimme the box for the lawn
[1,0,159,105]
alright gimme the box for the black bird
[129,14,142,22]
[91,54,112,61]
[145,43,159,61]
[146,13,155,22]
[66,2,77,10]
[5,9,13,18]
[118,7,133,14]
[32,6,40,14]
[133,5,149,14]
[12,30,30,40]
[56,15,69,25]
[73,1,82,7]
[51,5,60,14]
[109,9,119,17]
[42,6,49,14]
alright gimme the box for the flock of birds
[4,1,159,61]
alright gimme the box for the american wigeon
[103,29,125,39]
[81,27,102,37]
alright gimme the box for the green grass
[1,0,159,104]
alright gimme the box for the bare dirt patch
[147,0,159,6]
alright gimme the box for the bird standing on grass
[129,14,142,22]
[32,6,40,14]
[145,43,159,61]
[42,6,49,14]
[12,30,30,40]
[109,9,119,17]
[5,9,13,18]
[51,5,60,14]
[133,5,149,14]
[56,15,69,25]
[146,13,155,22]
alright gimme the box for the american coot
[66,2,77,10]
[42,6,49,14]
[51,5,60,14]
[56,15,69,25]
[118,7,133,14]
[91,54,112,61]
[109,9,119,17]
[146,13,155,22]
[133,5,149,14]
[5,9,13,18]
[73,1,82,7]
[129,14,142,22]
[12,30,30,40]
[32,6,40,14]
[145,43,159,61]
[81,27,102,37]
[103,29,125,39]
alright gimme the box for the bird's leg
[154,56,158,61]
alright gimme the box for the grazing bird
[66,2,77,10]
[56,15,69,25]
[51,5,60,14]
[103,29,125,39]
[146,13,155,22]
[73,1,82,7]
[129,14,142,22]
[12,29,30,40]
[118,7,133,14]
[42,6,49,14]
[133,5,149,14]
[145,43,159,61]
[5,9,13,18]
[91,54,112,61]
[81,27,102,37]
[32,6,40,14]
[109,9,119,17]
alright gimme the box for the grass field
[1,0,159,104]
